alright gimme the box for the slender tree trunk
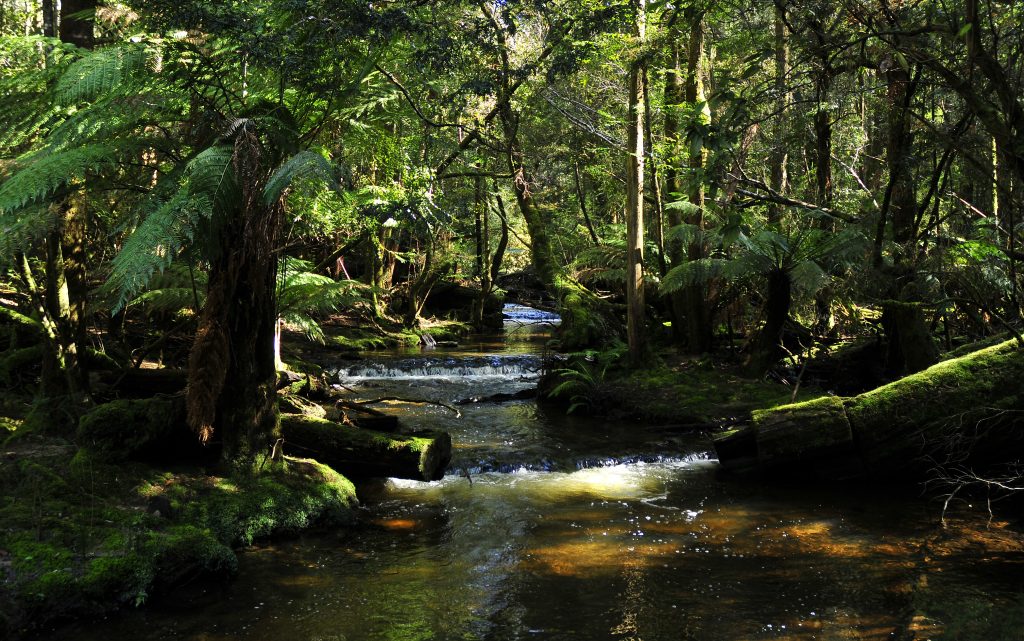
[573,158,599,245]
[663,31,690,343]
[768,4,789,226]
[813,76,833,210]
[625,0,646,367]
[683,9,713,353]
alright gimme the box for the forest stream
[46,308,1024,641]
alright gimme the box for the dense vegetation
[2,0,1024,635]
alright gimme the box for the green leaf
[264,150,336,206]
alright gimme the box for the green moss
[0,437,356,638]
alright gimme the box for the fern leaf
[55,44,150,104]
[660,258,727,295]
[186,145,239,217]
[0,204,59,262]
[129,288,203,314]
[264,150,335,206]
[105,190,211,312]
[0,144,118,213]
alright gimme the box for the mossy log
[280,415,451,481]
[77,397,451,481]
[715,339,1024,480]
[77,396,212,463]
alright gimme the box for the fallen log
[714,339,1024,480]
[280,415,451,481]
[76,396,452,481]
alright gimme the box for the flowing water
[50,307,1024,640]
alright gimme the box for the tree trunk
[767,4,789,226]
[881,300,938,375]
[624,0,646,367]
[186,138,282,467]
[683,10,713,354]
[744,269,791,376]
[59,0,95,49]
[663,32,689,342]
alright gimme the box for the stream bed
[50,309,1024,640]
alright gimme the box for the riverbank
[542,350,824,427]
[0,428,357,639]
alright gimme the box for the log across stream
[46,318,1024,640]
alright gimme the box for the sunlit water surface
[48,307,1024,640]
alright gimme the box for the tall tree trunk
[683,9,713,353]
[663,31,689,342]
[813,76,833,210]
[884,61,918,260]
[768,3,789,226]
[59,0,94,49]
[625,0,646,367]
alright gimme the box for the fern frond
[55,44,151,104]
[660,258,728,295]
[186,145,239,217]
[129,287,204,315]
[0,144,118,213]
[790,260,830,294]
[264,150,335,206]
[105,190,212,311]
[0,204,59,263]
[665,223,709,250]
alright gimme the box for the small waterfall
[333,354,544,382]
[502,303,561,324]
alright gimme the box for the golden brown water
[47,318,1024,640]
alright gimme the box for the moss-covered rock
[0,446,356,640]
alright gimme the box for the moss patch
[0,432,357,639]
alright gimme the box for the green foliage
[103,189,212,312]
[0,143,118,212]
[264,149,337,206]
[547,344,625,414]
[277,258,370,343]
[55,44,153,105]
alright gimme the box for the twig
[353,396,462,418]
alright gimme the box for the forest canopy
[1,0,1023,461]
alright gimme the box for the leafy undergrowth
[549,352,825,425]
[0,433,357,639]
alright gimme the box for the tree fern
[277,258,369,343]
[186,145,239,217]
[574,242,627,286]
[660,258,729,295]
[0,205,57,264]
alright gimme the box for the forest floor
[0,423,357,639]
